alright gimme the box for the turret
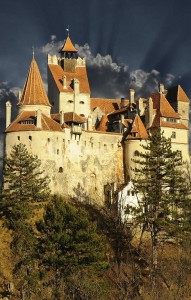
[59,35,78,72]
[18,58,51,116]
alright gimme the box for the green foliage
[0,143,50,297]
[131,129,191,239]
[36,195,108,275]
[129,129,191,287]
[1,143,50,229]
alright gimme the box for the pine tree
[36,195,108,296]
[1,143,50,229]
[0,143,50,298]
[129,129,191,286]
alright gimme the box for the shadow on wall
[0,84,18,186]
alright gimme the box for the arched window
[134,150,140,156]
[59,167,63,173]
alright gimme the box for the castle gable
[48,64,90,94]
[166,85,190,103]
[126,115,148,140]
[150,93,180,119]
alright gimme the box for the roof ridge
[42,114,51,130]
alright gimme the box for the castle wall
[124,139,147,180]
[177,101,189,127]
[5,129,124,203]
[59,92,90,117]
[160,126,189,161]
[18,105,51,116]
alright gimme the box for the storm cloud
[40,37,177,99]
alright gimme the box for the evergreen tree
[0,143,50,298]
[36,196,108,296]
[129,129,191,286]
[1,143,50,229]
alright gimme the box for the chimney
[136,98,144,116]
[60,111,64,124]
[120,97,125,109]
[129,88,135,106]
[145,97,153,128]
[87,115,93,131]
[159,83,164,94]
[6,101,12,128]
[74,78,80,95]
[36,109,42,128]
[62,75,67,89]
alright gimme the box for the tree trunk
[151,223,158,288]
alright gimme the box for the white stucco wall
[5,129,124,203]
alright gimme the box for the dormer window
[20,120,34,125]
[165,117,177,123]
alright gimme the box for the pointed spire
[19,59,51,107]
[60,36,77,53]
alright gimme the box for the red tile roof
[6,111,63,132]
[126,115,148,140]
[19,59,51,107]
[91,98,129,114]
[166,85,189,103]
[150,93,180,118]
[96,115,108,131]
[108,105,128,116]
[48,64,90,94]
[64,112,87,124]
[60,36,77,53]
[151,114,188,130]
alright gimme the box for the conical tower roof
[60,36,77,53]
[19,59,51,107]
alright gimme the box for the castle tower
[48,34,91,118]
[18,58,51,116]
[59,35,78,72]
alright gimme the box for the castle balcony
[71,125,82,135]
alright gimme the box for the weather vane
[32,46,35,59]
[66,25,70,36]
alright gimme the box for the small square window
[172,132,176,139]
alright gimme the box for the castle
[4,35,190,203]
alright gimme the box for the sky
[0,0,191,143]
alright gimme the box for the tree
[0,143,50,299]
[1,143,50,229]
[129,129,191,287]
[36,195,108,298]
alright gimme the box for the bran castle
[4,35,190,203]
